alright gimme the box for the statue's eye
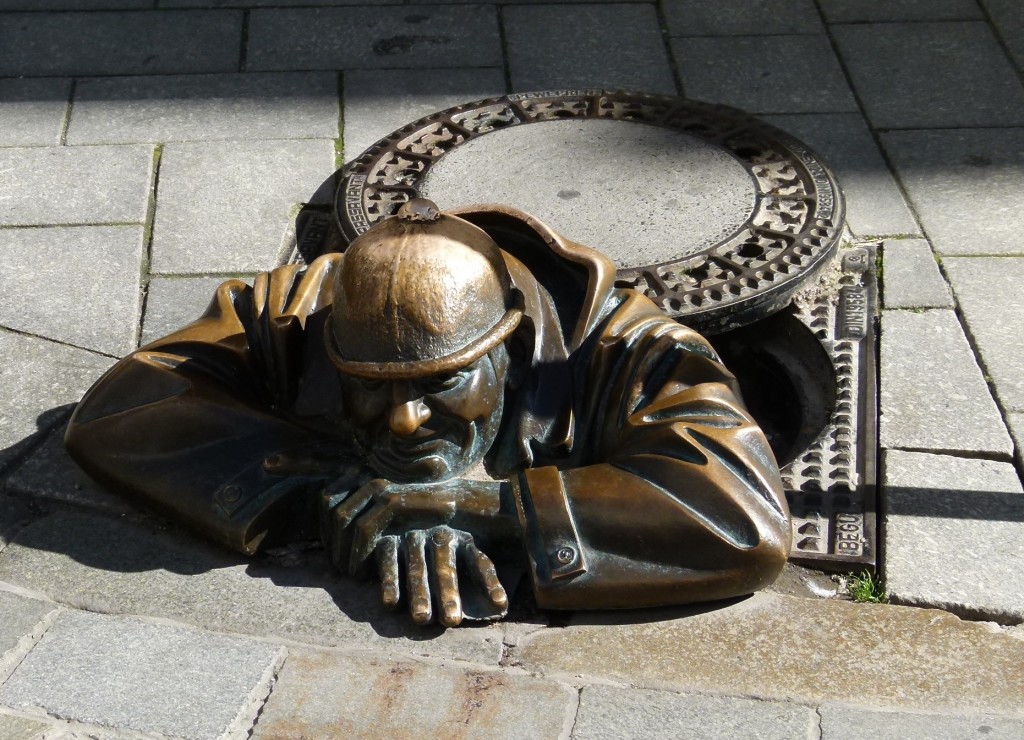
[357,377,384,392]
[421,372,464,394]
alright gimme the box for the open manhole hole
[298,90,875,569]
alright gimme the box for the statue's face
[340,348,509,483]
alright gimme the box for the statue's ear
[504,323,533,392]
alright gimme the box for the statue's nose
[389,399,431,436]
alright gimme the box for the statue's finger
[405,530,432,625]
[430,528,462,628]
[466,541,507,611]
[376,535,400,609]
[349,502,394,576]
[331,481,378,530]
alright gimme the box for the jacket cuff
[511,467,588,603]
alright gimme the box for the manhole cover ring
[335,90,845,332]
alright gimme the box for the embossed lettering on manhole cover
[335,90,846,333]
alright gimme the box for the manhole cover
[335,90,845,333]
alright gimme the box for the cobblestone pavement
[1,0,1023,737]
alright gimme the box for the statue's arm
[512,322,791,610]
[65,257,344,555]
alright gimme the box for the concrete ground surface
[1,0,1023,737]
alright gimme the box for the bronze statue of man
[65,198,790,626]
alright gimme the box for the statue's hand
[322,478,510,626]
[376,525,506,627]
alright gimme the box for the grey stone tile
[882,129,1024,256]
[517,592,1024,713]
[0,332,114,470]
[883,449,1024,623]
[0,495,39,551]
[0,11,242,77]
[167,0,399,5]
[573,685,815,740]
[0,226,143,356]
[0,78,70,147]
[832,23,1024,129]
[247,6,501,71]
[674,35,857,114]
[879,309,1012,456]
[0,146,152,226]
[0,510,505,664]
[253,648,574,738]
[820,0,983,22]
[142,275,241,345]
[68,72,339,145]
[0,591,56,660]
[663,0,824,36]
[983,0,1024,71]
[761,113,920,237]
[151,139,334,274]
[505,4,675,94]
[944,257,1024,412]
[5,426,138,516]
[0,609,284,740]
[820,705,1024,739]
[343,67,505,159]
[881,238,953,309]
[0,713,55,740]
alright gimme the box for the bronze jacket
[65,205,790,610]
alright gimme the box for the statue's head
[326,198,523,482]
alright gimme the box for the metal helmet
[326,198,523,379]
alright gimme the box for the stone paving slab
[0,332,113,471]
[0,496,37,551]
[247,6,501,72]
[881,238,954,309]
[142,275,242,346]
[819,705,1024,738]
[0,591,56,665]
[516,593,1024,714]
[663,0,823,36]
[0,0,150,8]
[674,35,857,114]
[832,22,1024,129]
[883,449,1024,623]
[572,685,816,740]
[68,72,339,145]
[762,113,920,238]
[879,309,1012,456]
[0,78,70,148]
[881,128,1024,256]
[0,146,152,226]
[983,0,1024,70]
[343,67,506,160]
[504,4,676,94]
[0,225,143,356]
[0,509,504,664]
[253,648,574,738]
[151,138,334,274]
[0,712,56,740]
[0,609,284,740]
[5,426,138,517]
[943,257,1024,412]
[819,0,984,22]
[0,10,242,77]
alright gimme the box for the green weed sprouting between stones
[846,570,888,604]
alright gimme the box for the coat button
[555,546,576,565]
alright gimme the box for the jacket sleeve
[511,293,791,609]
[64,255,344,555]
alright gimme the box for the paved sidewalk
[1,0,1023,737]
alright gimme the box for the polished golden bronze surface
[65,199,790,627]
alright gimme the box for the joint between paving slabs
[495,6,514,95]
[239,9,251,74]
[653,3,684,97]
[0,603,60,688]
[57,79,75,147]
[136,144,163,350]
